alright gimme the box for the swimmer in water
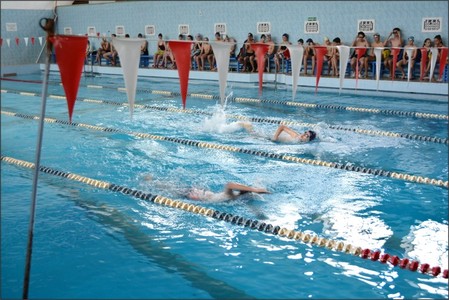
[143,176,269,203]
[187,182,270,203]
[239,122,317,143]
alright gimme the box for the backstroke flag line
[210,41,233,107]
[286,44,304,101]
[428,47,439,82]
[337,45,350,93]
[252,43,269,96]
[49,35,87,123]
[374,47,383,90]
[405,48,414,82]
[169,40,193,109]
[314,46,327,93]
[438,47,448,80]
[112,37,142,118]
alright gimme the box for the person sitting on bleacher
[264,34,276,72]
[103,34,117,66]
[367,33,384,77]
[138,33,149,56]
[152,33,166,68]
[302,38,316,75]
[274,33,292,73]
[85,39,93,64]
[396,36,419,80]
[95,36,110,65]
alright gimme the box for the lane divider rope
[2,110,448,189]
[1,155,447,280]
[2,88,447,145]
[1,77,447,120]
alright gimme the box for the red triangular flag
[31,37,35,45]
[438,47,448,80]
[15,37,19,46]
[252,43,269,96]
[391,47,401,80]
[49,35,88,122]
[168,40,193,109]
[314,46,327,93]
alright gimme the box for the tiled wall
[1,1,447,66]
[1,9,54,66]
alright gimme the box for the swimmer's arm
[224,182,270,195]
[272,125,299,141]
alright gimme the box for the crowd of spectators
[86,29,447,81]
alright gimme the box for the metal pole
[22,46,51,300]
[22,16,55,299]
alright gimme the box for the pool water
[1,72,448,299]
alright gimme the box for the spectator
[199,36,214,71]
[103,33,117,66]
[264,34,276,72]
[192,34,203,70]
[330,37,342,77]
[367,33,384,75]
[242,32,256,72]
[152,33,166,68]
[350,31,370,77]
[303,38,316,75]
[95,36,110,64]
[323,36,334,76]
[138,33,148,56]
[274,33,292,73]
[383,27,404,78]
[397,36,419,79]
[422,38,433,79]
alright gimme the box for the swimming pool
[1,73,448,299]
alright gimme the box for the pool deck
[74,64,449,97]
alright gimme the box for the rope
[1,78,448,121]
[2,88,447,145]
[2,110,448,189]
[1,155,447,280]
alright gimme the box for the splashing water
[202,105,243,134]
[223,90,233,110]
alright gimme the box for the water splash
[202,105,244,134]
[223,90,233,110]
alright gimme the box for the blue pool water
[1,73,448,299]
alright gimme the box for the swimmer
[238,122,317,143]
[143,175,269,203]
[187,182,270,203]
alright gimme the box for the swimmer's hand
[253,187,271,194]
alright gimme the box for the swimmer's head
[307,130,317,141]
[300,130,317,142]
